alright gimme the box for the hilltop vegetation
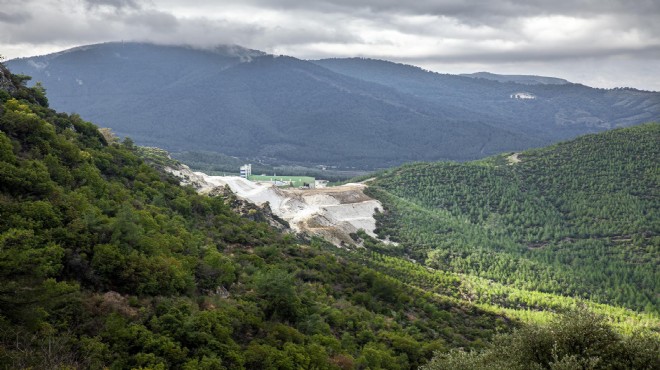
[368,123,660,313]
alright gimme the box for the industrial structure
[239,164,315,188]
[239,164,252,179]
[248,175,316,189]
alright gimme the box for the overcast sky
[1,0,659,90]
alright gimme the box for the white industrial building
[239,164,252,178]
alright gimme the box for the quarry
[166,164,383,247]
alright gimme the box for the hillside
[313,58,660,138]
[368,123,660,313]
[2,65,659,369]
[8,42,660,171]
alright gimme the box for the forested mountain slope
[8,42,660,170]
[314,58,660,140]
[368,123,660,313]
[6,42,528,169]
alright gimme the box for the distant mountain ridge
[312,58,660,134]
[460,71,570,85]
[7,42,660,169]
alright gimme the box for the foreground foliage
[422,308,660,370]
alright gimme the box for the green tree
[254,269,302,322]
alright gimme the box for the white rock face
[168,165,385,246]
[510,92,536,99]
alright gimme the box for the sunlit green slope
[369,123,659,313]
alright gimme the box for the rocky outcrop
[0,63,18,94]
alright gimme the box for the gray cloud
[83,0,140,9]
[396,45,660,65]
[0,10,31,24]
[239,0,660,22]
[122,10,179,33]
[1,0,659,90]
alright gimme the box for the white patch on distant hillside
[510,92,536,99]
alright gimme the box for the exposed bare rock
[164,163,216,190]
[212,286,231,299]
[165,163,385,247]
[0,63,18,94]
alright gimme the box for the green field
[248,175,315,187]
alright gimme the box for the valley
[167,123,659,315]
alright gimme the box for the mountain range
[7,42,660,170]
[459,71,570,85]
